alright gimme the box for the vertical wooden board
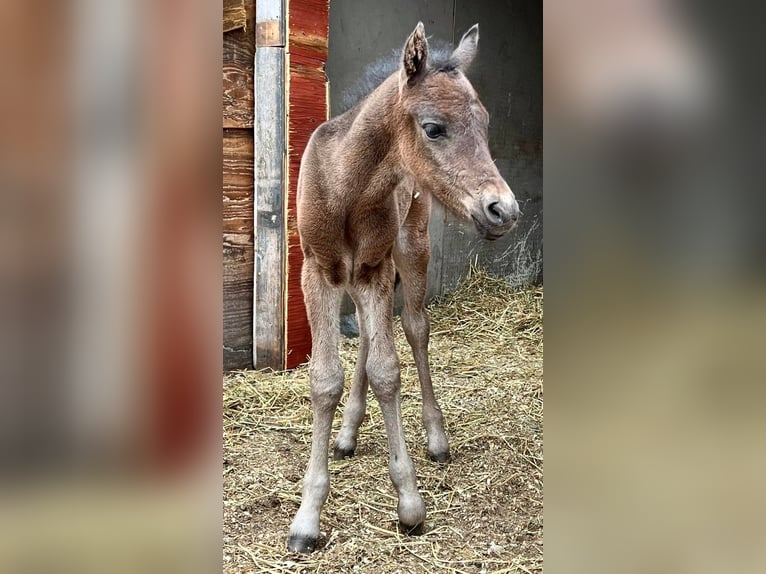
[284,0,329,369]
[254,47,286,369]
[223,0,255,370]
[244,0,255,22]
[224,0,247,32]
[285,58,328,369]
[223,130,254,369]
[223,129,254,243]
[256,0,285,24]
[223,30,255,128]
[288,0,330,60]
[256,0,286,47]
[224,244,254,368]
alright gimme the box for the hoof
[428,450,451,464]
[333,446,355,460]
[398,521,424,536]
[287,534,318,554]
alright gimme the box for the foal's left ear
[450,24,479,71]
[402,22,429,84]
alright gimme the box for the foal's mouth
[471,214,515,241]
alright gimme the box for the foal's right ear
[450,24,479,71]
[401,22,428,85]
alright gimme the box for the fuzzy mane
[336,41,458,115]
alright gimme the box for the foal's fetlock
[426,435,451,463]
[334,424,361,459]
[397,494,426,533]
[424,411,451,463]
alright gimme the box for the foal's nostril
[482,195,519,228]
[487,201,506,225]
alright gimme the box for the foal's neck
[344,76,408,195]
[355,74,401,129]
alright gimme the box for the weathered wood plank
[223,0,247,33]
[223,30,254,128]
[253,47,286,369]
[223,0,257,371]
[256,0,285,47]
[223,129,253,243]
[223,128,254,370]
[224,244,254,368]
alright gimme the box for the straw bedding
[223,270,543,573]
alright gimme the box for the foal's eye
[422,123,445,140]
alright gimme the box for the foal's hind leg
[353,259,426,531]
[287,257,345,553]
[393,210,451,462]
[333,291,369,459]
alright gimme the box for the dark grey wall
[327,0,542,304]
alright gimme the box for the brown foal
[288,22,519,553]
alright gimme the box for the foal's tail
[394,271,401,290]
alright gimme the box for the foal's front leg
[394,218,451,462]
[287,257,344,553]
[354,259,426,531]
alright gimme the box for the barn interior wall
[326,0,542,316]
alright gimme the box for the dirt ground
[223,272,543,573]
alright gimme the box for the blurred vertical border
[0,1,221,572]
[545,1,766,573]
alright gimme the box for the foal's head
[395,23,520,240]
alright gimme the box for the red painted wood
[285,1,329,369]
[288,0,330,61]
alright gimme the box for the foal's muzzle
[473,185,520,240]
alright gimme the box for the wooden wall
[223,0,327,371]
[223,0,255,369]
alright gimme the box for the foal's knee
[309,360,344,408]
[402,308,429,345]
[366,352,400,401]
